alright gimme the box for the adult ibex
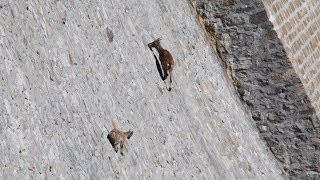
[148,38,174,91]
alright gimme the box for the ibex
[148,38,174,91]
[107,121,133,156]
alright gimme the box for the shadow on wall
[148,46,164,81]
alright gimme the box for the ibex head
[126,130,133,139]
[148,38,162,48]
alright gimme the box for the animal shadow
[149,46,165,81]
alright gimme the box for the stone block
[249,11,269,24]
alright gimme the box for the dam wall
[0,0,283,179]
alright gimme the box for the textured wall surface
[262,0,320,119]
[0,0,284,179]
[195,0,320,179]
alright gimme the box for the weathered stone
[252,111,263,121]
[196,0,320,179]
[258,125,268,132]
[264,30,278,40]
[221,0,235,6]
[224,16,245,26]
[249,11,269,24]
[263,0,320,114]
[311,137,320,143]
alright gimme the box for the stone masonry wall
[0,0,284,179]
[195,0,320,179]
[262,0,320,120]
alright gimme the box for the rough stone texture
[195,0,320,179]
[262,0,320,120]
[0,0,284,179]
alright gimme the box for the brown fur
[107,121,133,155]
[148,38,174,91]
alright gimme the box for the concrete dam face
[0,0,283,179]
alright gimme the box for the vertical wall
[262,0,320,119]
[0,0,284,179]
[194,0,320,179]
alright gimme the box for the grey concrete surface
[0,0,284,179]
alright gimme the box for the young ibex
[107,121,133,156]
[148,38,174,91]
